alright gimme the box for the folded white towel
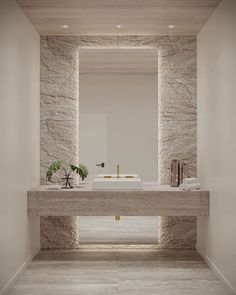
[182,177,198,185]
[179,182,201,191]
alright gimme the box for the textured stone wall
[40,37,79,249]
[40,36,196,249]
[157,37,197,249]
[157,37,197,183]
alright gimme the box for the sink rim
[93,176,142,190]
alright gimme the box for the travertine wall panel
[40,36,79,249]
[40,216,79,249]
[77,36,118,48]
[158,37,197,184]
[117,36,159,48]
[158,216,197,249]
[40,36,79,181]
[40,35,197,249]
[158,37,197,249]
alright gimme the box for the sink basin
[93,175,142,190]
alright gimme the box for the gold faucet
[116,164,120,178]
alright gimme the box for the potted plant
[46,160,88,189]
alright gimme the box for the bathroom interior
[0,0,236,294]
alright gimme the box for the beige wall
[0,0,40,293]
[197,0,236,292]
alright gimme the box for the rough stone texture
[158,217,197,249]
[117,36,159,48]
[40,216,80,249]
[157,36,197,249]
[158,120,197,183]
[40,35,197,249]
[158,36,197,183]
[40,36,79,181]
[40,36,79,249]
[77,35,118,48]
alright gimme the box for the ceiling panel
[17,0,221,35]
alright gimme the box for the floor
[79,216,158,245]
[8,249,230,295]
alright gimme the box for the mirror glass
[79,49,158,182]
[79,49,159,246]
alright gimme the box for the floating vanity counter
[28,182,209,217]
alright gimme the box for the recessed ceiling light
[168,25,176,29]
[61,25,69,29]
[116,25,122,29]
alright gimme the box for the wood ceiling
[80,49,158,74]
[17,0,221,35]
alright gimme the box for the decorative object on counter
[181,160,189,183]
[170,159,180,187]
[46,160,88,189]
[179,177,201,191]
[61,175,74,189]
[70,164,89,181]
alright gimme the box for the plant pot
[61,176,74,189]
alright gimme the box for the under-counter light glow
[61,25,69,29]
[168,25,176,29]
[116,25,122,28]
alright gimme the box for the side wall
[197,0,236,292]
[0,0,40,293]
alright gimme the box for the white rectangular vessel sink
[96,174,139,178]
[93,175,142,190]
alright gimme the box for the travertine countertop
[28,182,209,217]
[29,182,208,192]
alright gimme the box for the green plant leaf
[70,164,89,181]
[46,160,63,182]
